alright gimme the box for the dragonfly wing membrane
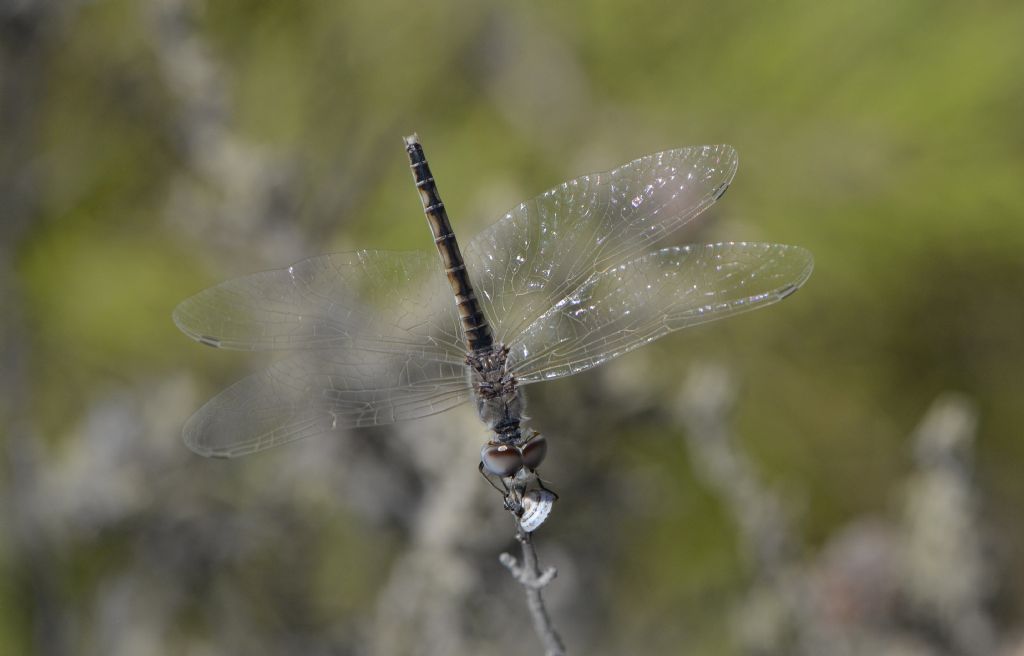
[183,351,471,458]
[509,243,813,383]
[464,146,738,345]
[173,250,465,362]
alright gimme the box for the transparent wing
[507,243,813,383]
[464,145,738,345]
[173,250,465,363]
[183,350,471,458]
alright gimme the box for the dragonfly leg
[479,461,511,495]
[535,475,560,501]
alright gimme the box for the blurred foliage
[3,0,1024,653]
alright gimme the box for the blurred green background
[3,1,1023,654]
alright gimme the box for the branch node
[535,566,558,588]
[499,552,522,577]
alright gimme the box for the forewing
[508,243,813,383]
[464,146,738,344]
[173,250,465,363]
[183,350,471,458]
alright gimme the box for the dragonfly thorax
[467,344,525,444]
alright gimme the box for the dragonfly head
[478,435,557,533]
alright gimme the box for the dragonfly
[173,135,813,528]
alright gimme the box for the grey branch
[904,393,995,656]
[500,529,566,656]
[676,362,830,655]
[676,363,798,572]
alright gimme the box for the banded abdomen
[404,134,494,354]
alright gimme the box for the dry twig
[500,527,566,656]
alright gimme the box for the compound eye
[520,434,548,471]
[481,443,523,477]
